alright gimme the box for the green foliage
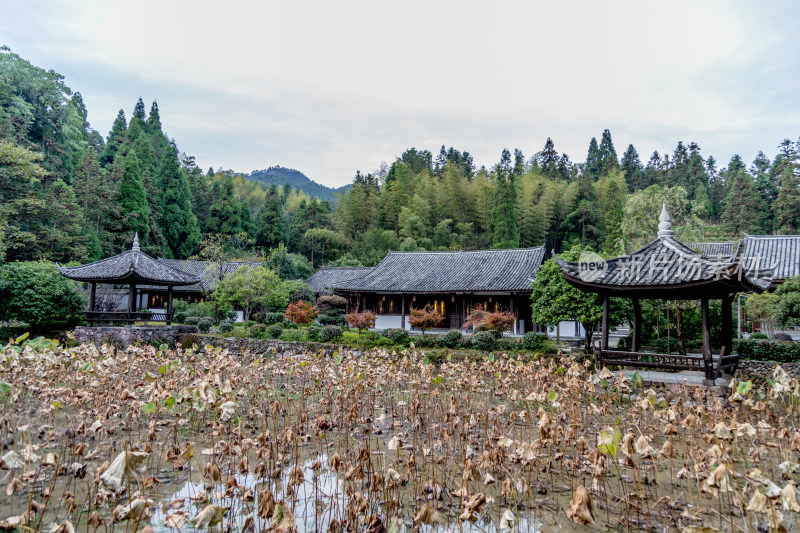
[652,336,681,354]
[263,312,285,325]
[737,339,800,363]
[267,324,283,339]
[320,325,343,343]
[749,332,769,340]
[218,320,234,333]
[438,329,463,348]
[306,323,322,341]
[214,265,280,321]
[318,313,345,325]
[382,328,411,346]
[772,276,800,328]
[279,329,305,342]
[197,318,213,332]
[0,262,84,329]
[117,151,150,243]
[471,331,497,352]
[158,142,200,258]
[520,332,554,352]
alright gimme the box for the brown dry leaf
[288,464,304,487]
[112,499,150,522]
[193,505,225,529]
[566,485,595,525]
[459,492,487,521]
[258,489,276,519]
[164,511,186,529]
[99,451,149,491]
[781,484,800,512]
[4,477,23,497]
[267,502,295,533]
[746,490,770,513]
[329,453,342,471]
[413,503,444,526]
[48,522,75,533]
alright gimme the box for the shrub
[307,323,322,341]
[173,311,188,324]
[409,305,444,335]
[438,329,463,348]
[185,316,202,326]
[749,332,769,340]
[495,338,518,352]
[267,324,283,339]
[180,333,200,349]
[465,305,515,334]
[318,313,344,325]
[472,331,496,352]
[737,339,800,363]
[652,336,681,354]
[280,329,305,342]
[249,323,266,339]
[218,320,234,334]
[317,294,347,312]
[413,335,438,348]
[320,325,343,343]
[382,328,410,346]
[521,332,551,351]
[283,320,299,330]
[285,300,318,325]
[197,318,213,332]
[0,262,85,329]
[264,312,285,325]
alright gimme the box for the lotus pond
[1,339,800,532]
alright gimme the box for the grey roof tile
[742,234,800,282]
[305,267,375,294]
[332,246,546,292]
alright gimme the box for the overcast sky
[2,0,799,187]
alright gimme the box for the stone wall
[734,359,800,384]
[73,325,198,347]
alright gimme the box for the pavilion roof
[332,246,546,293]
[556,205,769,298]
[741,234,800,285]
[305,267,375,295]
[59,235,201,286]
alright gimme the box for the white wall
[375,315,402,330]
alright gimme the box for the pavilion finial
[657,203,673,238]
[132,233,140,251]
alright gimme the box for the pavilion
[59,235,201,325]
[556,204,771,381]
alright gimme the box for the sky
[2,0,799,187]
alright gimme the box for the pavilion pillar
[401,295,406,330]
[167,285,174,325]
[510,295,516,335]
[632,298,642,352]
[90,282,96,312]
[129,283,137,324]
[721,294,734,356]
[701,298,713,381]
[601,293,610,351]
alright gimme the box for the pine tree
[73,148,116,258]
[206,176,242,235]
[585,137,601,181]
[774,141,800,234]
[147,100,162,133]
[621,144,644,192]
[597,129,618,176]
[256,185,285,248]
[100,110,127,166]
[491,149,519,248]
[539,138,560,180]
[157,142,200,258]
[116,151,150,243]
[721,164,765,235]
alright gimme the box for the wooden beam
[721,294,733,357]
[601,293,610,351]
[90,282,96,312]
[632,298,642,352]
[401,294,406,330]
[167,286,174,325]
[701,298,713,381]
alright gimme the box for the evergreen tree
[72,148,116,259]
[147,100,162,133]
[721,164,765,235]
[585,137,601,181]
[206,176,242,235]
[157,142,200,258]
[100,110,127,165]
[116,151,150,243]
[37,179,87,262]
[597,129,618,176]
[256,185,285,248]
[490,149,519,248]
[621,144,644,191]
[539,138,560,180]
[774,140,800,234]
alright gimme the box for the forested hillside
[2,47,799,272]
[246,167,351,204]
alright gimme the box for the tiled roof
[685,241,738,261]
[332,246,546,293]
[59,236,200,286]
[742,234,800,283]
[305,267,375,295]
[145,259,264,292]
[556,237,752,287]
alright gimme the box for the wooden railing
[84,311,174,325]
[595,348,739,380]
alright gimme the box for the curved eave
[58,266,201,286]
[558,268,765,298]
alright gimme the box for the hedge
[737,339,800,363]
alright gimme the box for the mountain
[245,166,351,204]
